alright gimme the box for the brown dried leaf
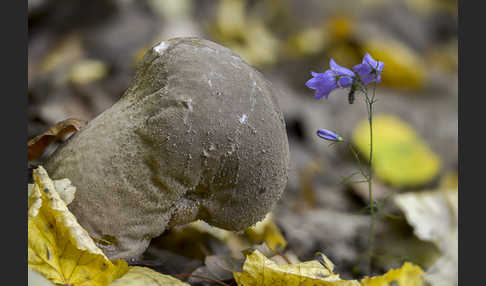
[28,118,87,161]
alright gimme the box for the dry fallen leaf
[360,262,424,286]
[109,266,189,286]
[28,166,128,285]
[52,178,76,205]
[394,189,458,286]
[28,118,87,161]
[233,249,360,286]
[234,250,425,286]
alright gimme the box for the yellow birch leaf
[109,266,189,286]
[28,166,128,285]
[352,114,441,188]
[360,262,424,286]
[233,250,360,286]
[245,213,287,253]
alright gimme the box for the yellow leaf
[245,213,287,253]
[216,0,246,36]
[352,114,441,188]
[287,27,328,57]
[233,250,360,286]
[110,266,189,286]
[28,166,128,285]
[360,262,424,286]
[69,60,108,85]
[326,15,355,40]
[210,0,279,67]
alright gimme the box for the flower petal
[376,61,384,71]
[315,80,338,99]
[364,73,377,85]
[363,53,375,65]
[364,53,384,72]
[306,70,339,99]
[314,89,329,99]
[353,63,374,85]
[353,63,372,75]
[311,71,324,78]
[337,76,353,88]
[355,54,384,85]
[329,59,355,77]
[305,77,321,89]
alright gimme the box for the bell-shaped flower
[306,59,355,99]
[329,59,355,87]
[353,53,384,85]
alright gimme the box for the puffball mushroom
[44,37,290,260]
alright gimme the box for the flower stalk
[364,82,377,273]
[306,54,384,274]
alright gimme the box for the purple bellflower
[317,129,343,142]
[353,53,384,85]
[306,59,355,99]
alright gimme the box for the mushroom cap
[45,37,289,259]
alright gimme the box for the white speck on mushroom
[210,71,224,79]
[154,41,169,54]
[187,98,193,112]
[208,79,212,88]
[239,114,248,123]
[230,61,241,69]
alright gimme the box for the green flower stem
[364,82,377,273]
[347,143,369,181]
[339,81,379,274]
[348,82,377,273]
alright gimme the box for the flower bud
[317,129,343,142]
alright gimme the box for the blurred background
[28,0,458,283]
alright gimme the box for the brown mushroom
[44,37,289,260]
